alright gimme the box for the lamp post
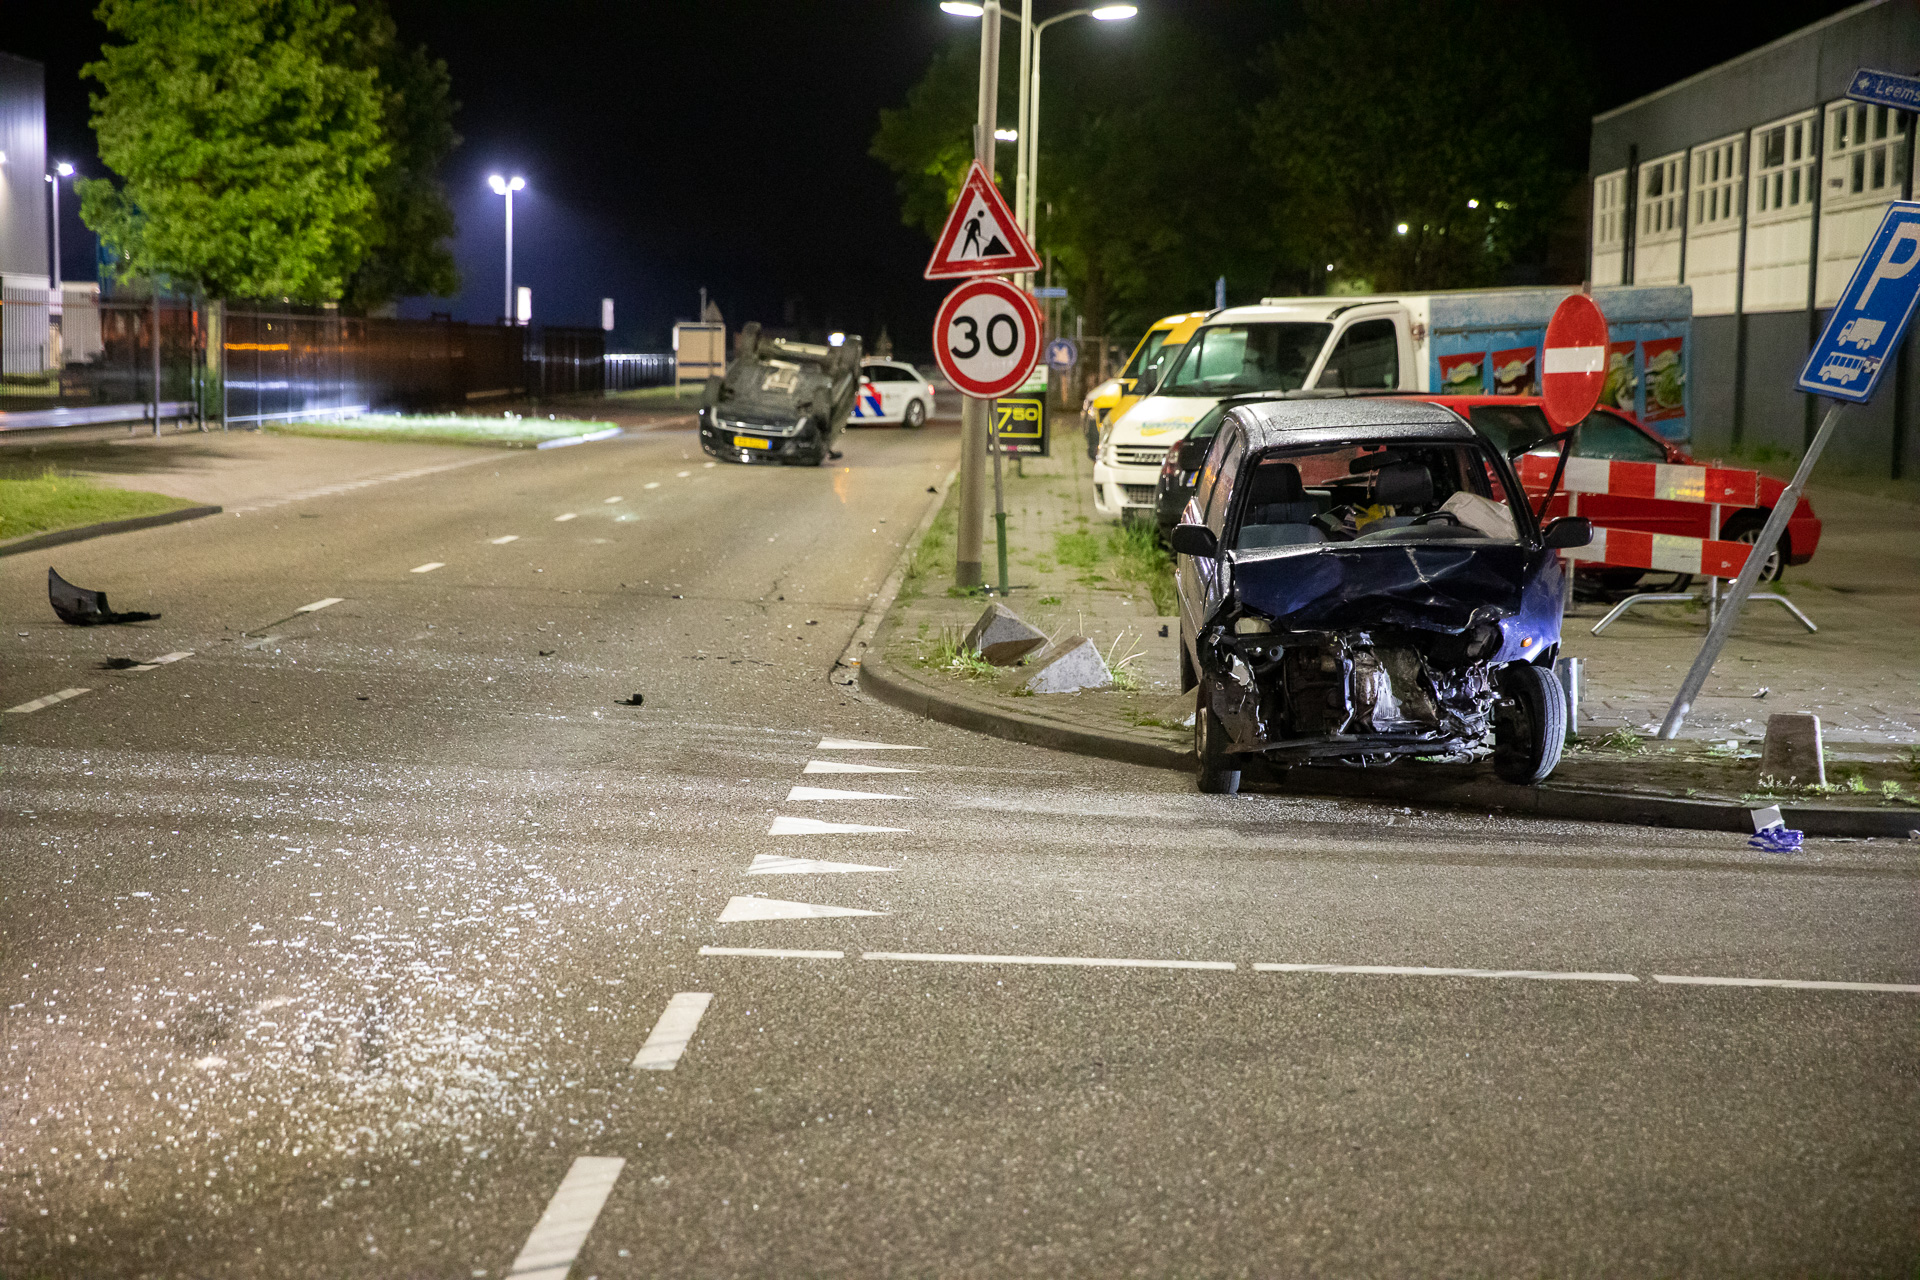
[1021,7,1134,239]
[45,162,73,309]
[487,174,525,324]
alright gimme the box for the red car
[1397,395,1820,585]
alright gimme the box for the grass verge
[1053,523,1177,613]
[606,385,703,404]
[899,486,958,604]
[267,412,616,448]
[0,468,197,541]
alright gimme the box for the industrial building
[1589,0,1920,480]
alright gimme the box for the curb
[860,618,1917,840]
[0,504,222,558]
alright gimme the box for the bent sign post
[1660,201,1920,738]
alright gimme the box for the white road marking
[786,785,907,801]
[410,562,445,573]
[803,760,918,775]
[643,482,660,490]
[536,426,622,450]
[676,470,691,477]
[768,816,907,835]
[296,597,344,613]
[1254,964,1639,983]
[748,854,894,875]
[717,896,883,922]
[817,737,926,751]
[554,513,577,522]
[631,993,713,1070]
[490,535,519,545]
[1652,974,1920,994]
[5,687,89,714]
[603,496,623,504]
[865,952,1237,972]
[699,945,844,960]
[505,1156,624,1280]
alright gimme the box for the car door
[1178,422,1244,648]
[1312,313,1409,390]
[853,367,889,422]
[870,365,904,420]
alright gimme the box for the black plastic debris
[98,657,142,670]
[538,649,555,656]
[926,486,937,494]
[49,569,160,626]
[618,693,645,706]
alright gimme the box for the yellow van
[1078,310,1211,459]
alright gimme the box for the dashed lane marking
[603,496,623,504]
[677,470,691,478]
[1652,973,1920,994]
[717,896,883,922]
[1255,963,1638,983]
[5,687,89,714]
[643,482,660,490]
[768,816,907,835]
[296,597,344,613]
[700,945,844,960]
[866,952,1237,972]
[748,854,894,875]
[554,513,577,522]
[630,993,713,1070]
[410,562,445,573]
[505,1156,624,1280]
[490,535,520,545]
[803,760,918,775]
[817,737,926,751]
[129,651,193,672]
[786,785,908,801]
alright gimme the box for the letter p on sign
[1859,222,1920,306]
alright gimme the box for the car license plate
[733,434,770,450]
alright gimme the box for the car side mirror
[1542,516,1593,550]
[1168,523,1218,558]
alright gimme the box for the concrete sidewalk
[861,439,1920,836]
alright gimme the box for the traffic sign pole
[954,1,1001,589]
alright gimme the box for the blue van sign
[1797,201,1920,404]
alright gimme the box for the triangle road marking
[803,760,918,775]
[816,737,926,751]
[717,896,884,922]
[786,785,907,801]
[768,816,907,835]
[747,854,894,876]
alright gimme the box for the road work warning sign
[924,161,1042,280]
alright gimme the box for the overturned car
[698,322,864,466]
[1169,399,1592,794]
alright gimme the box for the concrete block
[965,603,1046,666]
[1022,636,1112,694]
[1759,712,1824,786]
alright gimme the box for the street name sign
[924,161,1043,280]
[1541,293,1610,430]
[1795,200,1920,403]
[1845,67,1920,112]
[934,278,1043,399]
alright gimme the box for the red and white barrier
[1514,454,1758,505]
[1565,527,1751,579]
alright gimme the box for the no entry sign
[933,278,1043,399]
[1541,293,1610,431]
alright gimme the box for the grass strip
[0,468,197,541]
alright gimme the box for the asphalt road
[2,416,1916,1278]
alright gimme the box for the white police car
[850,360,936,428]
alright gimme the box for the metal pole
[1013,0,1031,241]
[151,287,161,435]
[49,175,61,297]
[504,187,515,324]
[989,399,1009,593]
[955,0,1000,589]
[1025,22,1044,239]
[1658,401,1845,738]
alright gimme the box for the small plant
[1845,772,1869,794]
[1901,745,1920,776]
[1593,728,1645,752]
[1038,595,1062,606]
[921,627,999,680]
[1054,530,1101,569]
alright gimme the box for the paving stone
[1023,636,1112,694]
[1760,712,1826,785]
[965,603,1046,665]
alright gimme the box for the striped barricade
[1564,527,1751,578]
[1514,454,1758,506]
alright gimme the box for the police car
[849,360,937,428]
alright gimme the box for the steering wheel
[1411,511,1462,527]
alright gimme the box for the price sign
[933,278,1044,399]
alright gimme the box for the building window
[1693,138,1741,227]
[1593,171,1626,249]
[1640,156,1682,235]
[1753,114,1818,215]
[1826,100,1907,204]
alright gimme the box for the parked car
[850,359,936,428]
[1169,398,1591,794]
[1080,310,1210,462]
[1415,395,1821,585]
[698,324,863,466]
[1154,391,1296,541]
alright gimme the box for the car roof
[1228,397,1474,453]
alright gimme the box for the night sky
[9,0,1867,358]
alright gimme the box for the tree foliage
[1253,0,1587,291]
[78,0,459,305]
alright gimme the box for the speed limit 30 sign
[933,278,1043,399]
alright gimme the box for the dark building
[1589,0,1920,479]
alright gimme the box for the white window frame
[1592,171,1627,250]
[1749,110,1819,224]
[1691,135,1744,229]
[1824,100,1909,212]
[1638,153,1685,240]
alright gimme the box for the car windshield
[1160,322,1333,396]
[1120,330,1170,381]
[1232,440,1525,553]
[1468,404,1666,462]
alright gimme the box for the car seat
[1237,462,1327,549]
[1365,461,1436,530]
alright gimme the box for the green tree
[343,3,461,309]
[870,35,1004,242]
[1253,0,1587,291]
[78,0,390,302]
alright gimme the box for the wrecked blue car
[1169,399,1592,794]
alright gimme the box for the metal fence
[1,287,202,426]
[605,352,674,391]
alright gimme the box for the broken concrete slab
[965,603,1047,666]
[1759,712,1824,785]
[1022,636,1112,694]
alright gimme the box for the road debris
[48,569,160,626]
[618,694,645,706]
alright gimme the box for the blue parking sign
[1797,200,1920,403]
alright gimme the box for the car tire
[1194,680,1241,795]
[902,400,927,429]
[1721,511,1786,582]
[1492,662,1566,786]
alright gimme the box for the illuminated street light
[46,162,76,303]
[1023,5,1137,241]
[1397,222,1410,235]
[939,1,984,13]
[487,174,526,324]
[994,128,1018,142]
[1091,5,1138,17]
[1467,198,1480,209]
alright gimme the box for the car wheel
[1194,680,1241,795]
[902,400,927,429]
[1721,512,1786,582]
[1492,663,1567,786]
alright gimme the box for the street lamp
[487,174,525,324]
[46,162,74,304]
[1022,7,1134,239]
